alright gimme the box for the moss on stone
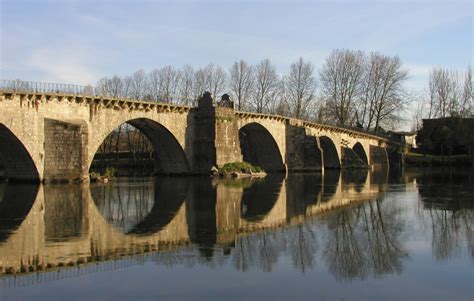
[219,162,264,174]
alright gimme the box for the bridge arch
[319,136,341,169]
[90,118,190,175]
[352,142,368,165]
[239,123,285,172]
[0,124,40,182]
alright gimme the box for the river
[0,168,472,300]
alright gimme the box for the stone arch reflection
[286,173,322,219]
[321,170,340,202]
[240,175,285,222]
[0,183,39,242]
[91,177,188,235]
[342,169,369,193]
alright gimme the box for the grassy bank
[405,152,473,167]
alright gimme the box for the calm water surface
[0,168,472,301]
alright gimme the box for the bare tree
[204,63,227,100]
[161,66,181,103]
[193,67,208,102]
[251,59,279,113]
[319,49,364,126]
[147,69,162,101]
[129,69,147,100]
[358,53,408,131]
[229,60,254,110]
[461,66,473,117]
[178,65,195,105]
[283,57,317,119]
[428,67,462,118]
[97,76,124,98]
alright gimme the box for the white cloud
[27,47,100,85]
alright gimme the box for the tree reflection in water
[2,168,473,287]
[0,183,38,242]
[91,178,155,233]
[416,168,474,261]
[322,198,407,281]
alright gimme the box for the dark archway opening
[90,119,190,177]
[0,124,40,182]
[320,136,341,169]
[353,142,368,165]
[239,123,285,172]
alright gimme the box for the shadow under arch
[91,118,190,175]
[320,136,341,169]
[239,123,285,172]
[0,124,40,182]
[353,142,368,165]
[0,183,39,242]
[240,174,285,222]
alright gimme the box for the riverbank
[405,152,473,167]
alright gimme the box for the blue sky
[1,0,472,92]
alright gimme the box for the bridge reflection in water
[0,168,472,288]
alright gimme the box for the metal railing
[0,79,98,96]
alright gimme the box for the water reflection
[241,174,285,222]
[91,178,189,235]
[0,183,38,242]
[44,185,89,242]
[322,199,407,281]
[0,168,472,288]
[414,168,473,261]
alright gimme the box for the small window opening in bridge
[90,123,155,177]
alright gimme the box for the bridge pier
[43,119,89,183]
[341,147,367,169]
[286,124,322,172]
[369,145,389,167]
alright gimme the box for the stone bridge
[0,89,396,182]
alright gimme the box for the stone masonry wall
[369,145,389,167]
[43,119,88,182]
[215,107,242,167]
[285,125,322,171]
[341,147,367,168]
